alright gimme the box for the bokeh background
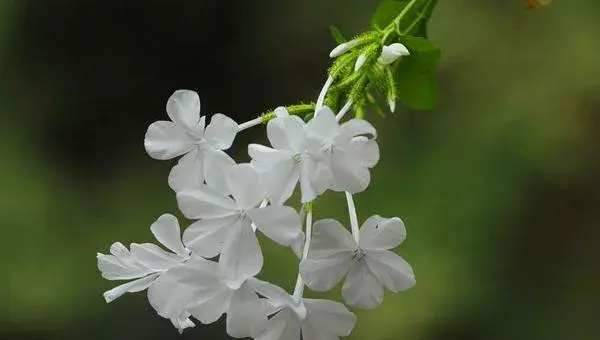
[3,1,599,339]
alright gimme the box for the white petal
[255,308,301,340]
[330,150,370,194]
[144,121,196,160]
[204,113,238,150]
[97,252,149,280]
[290,232,305,259]
[150,214,188,257]
[300,253,353,292]
[263,159,300,206]
[246,278,296,307]
[309,219,356,257]
[336,118,376,147]
[226,164,266,209]
[188,286,233,324]
[226,283,267,338]
[147,269,195,320]
[359,216,406,251]
[342,261,383,309]
[365,250,415,292]
[301,323,338,340]
[306,157,333,196]
[300,220,355,291]
[130,243,182,270]
[248,144,294,166]
[219,219,263,289]
[203,148,236,194]
[267,116,306,152]
[168,148,204,192]
[378,43,410,65]
[274,106,289,118]
[171,316,195,333]
[306,107,338,141]
[299,159,318,203]
[182,215,239,258]
[247,206,302,247]
[166,90,204,135]
[303,298,357,337]
[109,241,131,257]
[103,273,160,303]
[176,186,237,219]
[168,256,223,285]
[350,136,379,168]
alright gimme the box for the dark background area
[2,1,600,339]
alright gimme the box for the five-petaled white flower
[305,107,380,194]
[97,214,193,331]
[300,216,415,309]
[248,278,357,340]
[176,163,303,262]
[144,89,238,193]
[148,254,267,338]
[249,107,326,204]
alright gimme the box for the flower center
[319,139,335,154]
[351,247,365,262]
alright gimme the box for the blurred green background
[2,1,599,339]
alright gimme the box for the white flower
[300,216,415,309]
[305,107,379,194]
[377,43,410,65]
[97,214,193,330]
[144,89,238,192]
[248,108,325,204]
[248,278,357,340]
[177,163,303,264]
[148,255,267,338]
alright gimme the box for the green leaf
[400,35,441,71]
[329,25,347,44]
[395,56,439,110]
[371,1,406,30]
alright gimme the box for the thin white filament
[315,76,334,112]
[345,192,360,243]
[237,116,264,132]
[335,100,354,121]
[293,204,313,300]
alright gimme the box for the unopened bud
[329,40,360,58]
[354,53,367,71]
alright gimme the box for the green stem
[381,0,419,43]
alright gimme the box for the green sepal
[329,25,347,44]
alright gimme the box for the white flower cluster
[97,42,415,339]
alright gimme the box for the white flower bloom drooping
[248,278,357,340]
[377,43,410,65]
[300,216,415,309]
[97,214,193,331]
[177,163,303,262]
[144,89,238,192]
[305,106,380,194]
